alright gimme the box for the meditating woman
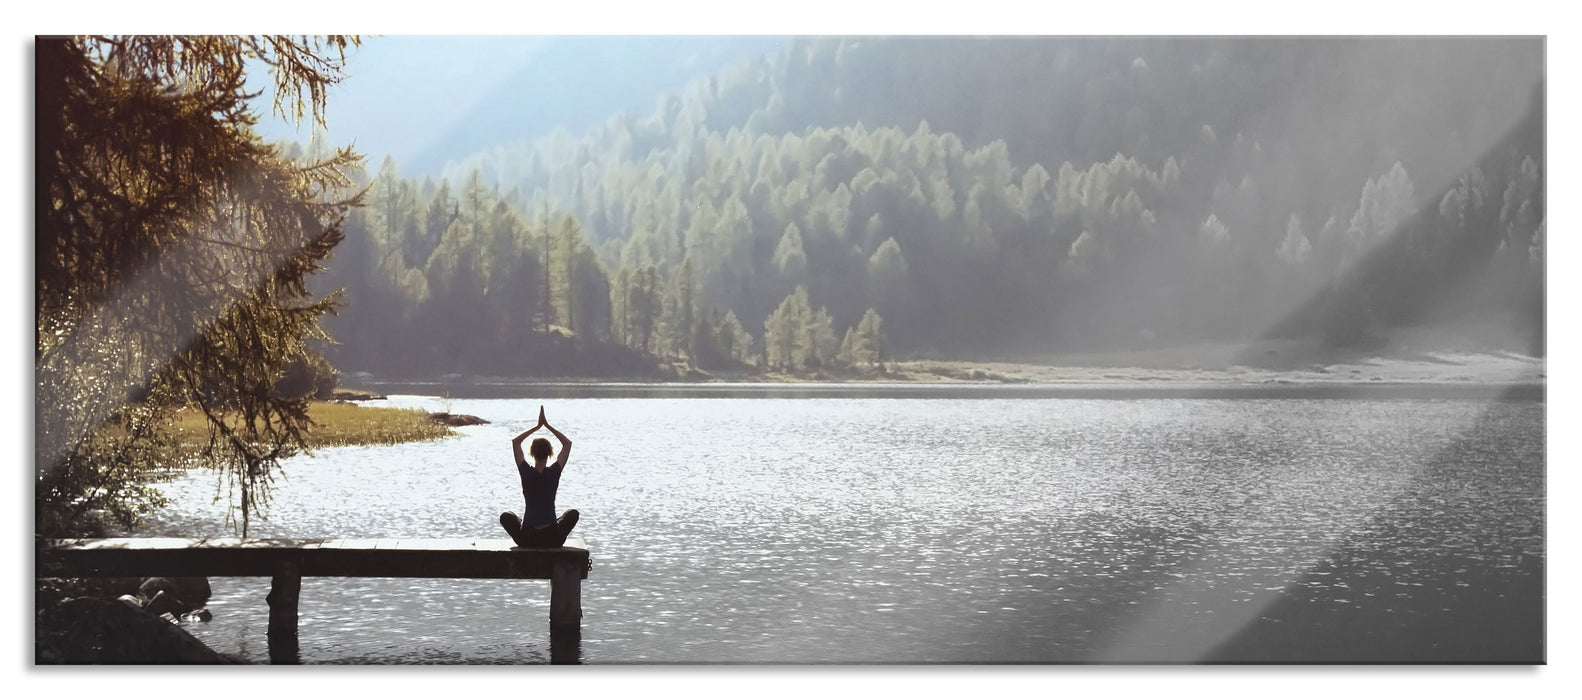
[500,405,578,548]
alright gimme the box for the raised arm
[542,420,572,468]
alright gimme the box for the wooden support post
[549,626,582,665]
[549,559,582,630]
[266,557,302,664]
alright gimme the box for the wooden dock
[38,537,591,663]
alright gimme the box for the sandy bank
[894,347,1543,387]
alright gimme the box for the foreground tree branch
[36,35,365,538]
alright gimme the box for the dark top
[517,460,564,527]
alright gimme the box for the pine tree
[537,204,554,333]
[461,168,493,224]
[550,214,584,337]
[628,265,661,354]
[854,307,886,366]
[420,180,458,268]
[764,286,810,369]
[773,221,808,277]
[571,245,613,344]
[611,267,631,346]
[716,309,754,365]
[806,306,839,369]
[837,326,859,367]
[668,257,698,363]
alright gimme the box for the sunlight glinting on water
[148,393,1542,663]
[1094,362,1538,663]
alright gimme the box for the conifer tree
[854,307,886,366]
[36,35,364,537]
[764,286,810,369]
[716,309,754,365]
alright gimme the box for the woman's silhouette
[500,405,579,547]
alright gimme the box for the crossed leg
[500,509,580,548]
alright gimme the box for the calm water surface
[144,390,1544,663]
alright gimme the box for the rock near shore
[430,412,489,426]
[139,576,211,609]
[331,389,387,401]
[38,596,240,664]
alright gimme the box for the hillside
[311,37,1545,380]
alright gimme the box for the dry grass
[165,401,454,456]
[299,401,455,447]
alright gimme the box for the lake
[143,385,1545,663]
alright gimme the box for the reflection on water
[145,394,1543,663]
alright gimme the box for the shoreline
[355,380,1542,401]
[342,340,1545,401]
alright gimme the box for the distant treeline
[313,37,1544,378]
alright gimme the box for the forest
[309,37,1545,379]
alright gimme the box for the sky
[248,35,789,174]
[247,36,553,169]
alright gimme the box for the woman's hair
[529,437,554,461]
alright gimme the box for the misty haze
[36,36,1544,665]
[282,36,1545,381]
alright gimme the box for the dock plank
[329,538,385,550]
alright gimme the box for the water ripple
[147,396,1544,663]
